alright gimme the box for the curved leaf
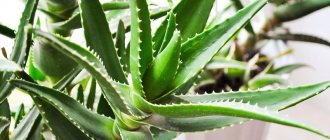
[272,63,307,74]
[143,30,181,100]
[140,96,330,139]
[145,81,330,134]
[248,74,286,89]
[10,80,115,140]
[80,0,127,83]
[0,24,15,38]
[129,0,153,95]
[0,59,22,72]
[30,28,132,115]
[11,107,42,140]
[119,126,152,140]
[0,0,38,103]
[158,0,268,101]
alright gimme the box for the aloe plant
[1,0,330,139]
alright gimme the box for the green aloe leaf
[145,81,330,133]
[271,63,307,74]
[115,20,128,72]
[274,0,330,22]
[248,74,286,89]
[14,104,26,128]
[179,81,330,110]
[28,49,46,81]
[86,79,96,109]
[263,33,330,47]
[80,0,127,83]
[172,0,215,41]
[30,28,131,115]
[53,2,129,31]
[152,0,215,51]
[139,95,330,139]
[206,57,247,70]
[153,12,176,55]
[119,126,153,140]
[0,0,38,103]
[129,0,153,95]
[10,80,115,140]
[143,30,181,100]
[0,59,22,72]
[0,117,10,140]
[11,107,42,140]
[150,127,177,140]
[0,100,10,140]
[76,85,84,104]
[159,0,268,101]
[0,24,15,38]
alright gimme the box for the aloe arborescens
[0,0,330,139]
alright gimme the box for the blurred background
[1,0,330,140]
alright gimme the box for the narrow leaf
[10,80,115,140]
[272,63,307,74]
[0,24,15,38]
[76,85,84,104]
[86,79,96,109]
[248,74,286,89]
[160,0,268,100]
[80,0,127,83]
[30,28,131,115]
[14,104,26,128]
[129,0,153,95]
[140,96,330,139]
[11,107,42,140]
[0,59,22,72]
[143,30,181,100]
[0,0,38,103]
[147,81,330,133]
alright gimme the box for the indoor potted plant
[0,0,330,140]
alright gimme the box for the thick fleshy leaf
[14,104,26,128]
[10,80,115,140]
[28,48,46,81]
[0,0,38,103]
[115,20,128,72]
[264,33,330,47]
[145,81,330,133]
[179,81,330,110]
[271,63,307,74]
[150,127,177,140]
[30,28,131,115]
[53,2,129,30]
[80,0,127,83]
[119,126,153,140]
[248,74,286,89]
[86,79,96,109]
[76,85,84,104]
[159,0,268,101]
[0,24,15,38]
[153,12,176,55]
[11,107,42,140]
[129,0,153,95]
[0,59,22,72]
[172,0,215,41]
[138,95,330,139]
[274,0,330,22]
[143,30,181,100]
[0,117,10,140]
[206,57,247,70]
[0,100,10,140]
[152,0,215,50]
